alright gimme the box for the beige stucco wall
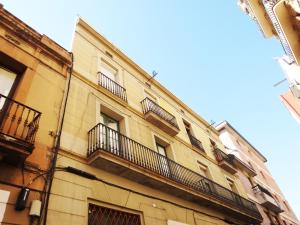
[48,153,234,225]
[0,12,70,224]
[48,18,255,225]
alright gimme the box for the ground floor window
[88,204,142,225]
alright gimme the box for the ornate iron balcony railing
[0,94,41,151]
[263,0,295,62]
[88,123,261,219]
[141,97,179,129]
[214,148,233,165]
[98,72,127,102]
[188,133,204,152]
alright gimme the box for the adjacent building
[45,18,264,225]
[238,0,300,123]
[0,5,72,225]
[216,121,300,225]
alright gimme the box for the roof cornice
[76,17,219,135]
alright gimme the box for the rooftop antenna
[207,120,216,129]
[273,78,287,87]
[146,70,158,85]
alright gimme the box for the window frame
[88,202,144,225]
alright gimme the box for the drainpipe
[40,52,73,225]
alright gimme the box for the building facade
[216,121,300,225]
[0,5,72,225]
[45,18,264,225]
[238,0,300,122]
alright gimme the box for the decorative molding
[0,7,71,66]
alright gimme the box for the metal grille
[141,97,179,129]
[88,123,262,220]
[88,204,141,225]
[0,93,41,151]
[98,72,127,102]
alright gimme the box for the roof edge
[75,17,219,135]
[215,121,267,162]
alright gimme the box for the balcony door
[100,63,117,82]
[156,143,171,177]
[100,113,120,155]
[0,67,18,132]
[0,67,17,107]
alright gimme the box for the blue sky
[2,0,300,219]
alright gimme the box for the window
[88,203,141,225]
[99,113,120,154]
[210,139,216,149]
[156,143,170,177]
[183,120,193,142]
[0,52,25,100]
[0,67,17,96]
[183,120,192,135]
[183,120,203,151]
[227,178,238,193]
[197,161,213,192]
[100,113,119,132]
[144,90,157,102]
[0,67,17,109]
[197,161,211,179]
[99,61,117,81]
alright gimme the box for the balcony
[263,0,300,63]
[239,0,274,38]
[141,98,179,136]
[98,72,127,102]
[214,148,237,174]
[188,133,205,152]
[253,185,283,213]
[0,94,41,163]
[228,154,257,177]
[87,123,262,224]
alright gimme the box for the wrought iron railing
[0,94,41,149]
[98,72,127,102]
[253,184,273,197]
[141,97,179,129]
[263,0,296,62]
[229,154,257,175]
[88,123,261,219]
[253,184,282,210]
[214,148,234,165]
[188,133,204,152]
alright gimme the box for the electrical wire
[56,166,248,225]
[41,52,73,225]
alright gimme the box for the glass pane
[0,67,17,109]
[100,64,116,81]
[0,67,16,96]
[100,113,119,131]
[157,144,166,156]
